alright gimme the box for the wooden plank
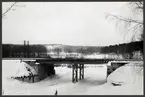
[35,59,113,64]
[72,64,74,83]
[82,64,84,79]
[79,64,82,80]
[75,64,78,82]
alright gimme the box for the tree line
[2,44,48,58]
[101,41,143,59]
[2,41,143,59]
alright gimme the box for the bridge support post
[82,64,84,79]
[79,64,84,80]
[79,64,81,80]
[76,64,78,82]
[72,64,78,83]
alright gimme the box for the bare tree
[105,2,143,41]
[2,2,18,18]
[2,2,26,18]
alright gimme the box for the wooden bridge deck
[35,58,115,64]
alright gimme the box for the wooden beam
[79,64,82,80]
[75,64,78,82]
[72,64,79,83]
[36,58,114,64]
[72,64,74,83]
[82,64,84,79]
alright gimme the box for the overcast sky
[2,2,135,46]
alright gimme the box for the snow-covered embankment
[85,61,143,95]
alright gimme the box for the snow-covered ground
[2,60,143,95]
[2,60,37,78]
[85,62,143,95]
[46,52,124,59]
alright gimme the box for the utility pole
[27,41,29,58]
[24,40,27,58]
[23,40,30,58]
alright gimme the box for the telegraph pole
[27,41,29,58]
[24,40,26,58]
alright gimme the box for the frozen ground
[85,61,143,95]
[2,60,143,95]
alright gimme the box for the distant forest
[101,41,143,59]
[2,44,48,58]
[2,41,143,59]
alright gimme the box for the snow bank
[2,60,37,78]
[13,62,37,77]
[84,54,104,59]
[85,61,143,95]
[107,61,143,84]
[84,53,123,59]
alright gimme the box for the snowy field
[2,60,143,95]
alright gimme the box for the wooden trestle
[35,58,116,83]
[72,64,84,83]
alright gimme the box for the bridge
[21,58,141,83]
[3,57,142,83]
[35,58,115,83]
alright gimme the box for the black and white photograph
[2,2,143,95]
